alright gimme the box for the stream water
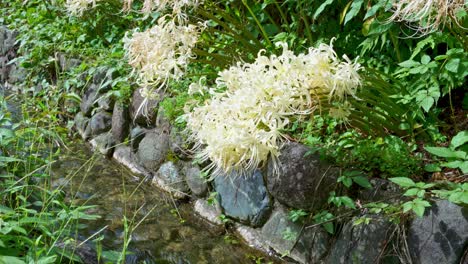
[49,141,279,264]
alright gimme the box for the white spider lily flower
[65,0,97,16]
[186,41,361,176]
[388,0,466,35]
[123,16,202,90]
[124,0,202,21]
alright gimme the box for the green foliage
[402,198,432,218]
[0,96,99,262]
[337,170,371,189]
[312,210,334,234]
[389,177,435,198]
[424,131,468,173]
[1,0,466,255]
[432,183,468,205]
[320,133,421,178]
[328,192,356,209]
[288,209,308,223]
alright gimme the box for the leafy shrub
[321,133,422,178]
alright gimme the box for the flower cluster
[123,16,201,89]
[186,42,361,175]
[65,0,98,16]
[388,0,466,35]
[124,0,202,20]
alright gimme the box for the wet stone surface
[49,142,279,264]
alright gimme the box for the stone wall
[1,25,467,264]
[74,70,468,264]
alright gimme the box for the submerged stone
[74,112,91,140]
[194,199,223,226]
[214,170,271,227]
[153,161,188,198]
[408,200,468,264]
[90,132,116,157]
[266,142,339,210]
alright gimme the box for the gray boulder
[170,128,190,160]
[136,129,170,172]
[358,178,403,203]
[153,161,189,198]
[408,200,468,264]
[90,133,116,157]
[155,104,171,133]
[97,95,114,111]
[92,67,115,93]
[261,205,330,263]
[130,88,161,127]
[130,126,146,152]
[267,142,339,210]
[181,162,207,197]
[0,26,17,55]
[57,53,81,72]
[90,111,112,136]
[80,84,100,116]
[194,199,223,226]
[111,103,130,143]
[74,112,91,140]
[214,170,271,227]
[328,215,393,264]
[7,62,26,84]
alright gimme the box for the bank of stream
[49,140,279,264]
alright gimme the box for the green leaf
[0,256,25,264]
[424,146,466,159]
[323,222,334,234]
[459,161,468,174]
[412,203,426,217]
[0,205,14,214]
[410,36,435,59]
[352,176,372,189]
[399,60,420,68]
[340,196,356,209]
[402,202,412,213]
[421,55,431,65]
[450,131,468,149]
[0,156,24,163]
[404,188,419,196]
[424,164,441,172]
[36,256,57,264]
[342,177,352,188]
[448,191,468,204]
[420,96,434,112]
[313,0,334,19]
[344,0,364,25]
[441,160,464,169]
[364,2,383,20]
[445,58,460,73]
[389,177,416,188]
